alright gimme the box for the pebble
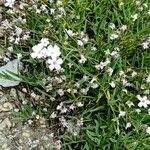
[0,102,13,112]
[0,118,12,130]
[22,130,30,138]
[0,1,4,6]
[0,27,5,37]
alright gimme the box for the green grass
[1,0,150,149]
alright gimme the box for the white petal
[55,64,61,71]
[146,100,150,105]
[138,102,143,107]
[54,44,60,51]
[47,59,54,64]
[31,52,37,58]
[49,64,55,70]
[143,103,148,108]
[57,58,63,65]
[137,95,142,101]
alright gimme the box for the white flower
[131,14,138,21]
[104,49,110,55]
[109,23,115,29]
[135,109,141,114]
[77,40,84,46]
[122,78,132,87]
[90,76,97,83]
[40,38,49,47]
[76,102,84,107]
[1,19,12,29]
[120,25,127,32]
[58,7,65,15]
[58,89,64,96]
[90,82,98,89]
[148,108,150,115]
[119,70,125,76]
[95,58,110,70]
[5,0,15,8]
[65,29,74,36]
[110,33,119,40]
[91,46,96,51]
[141,42,149,49]
[138,6,143,11]
[47,57,63,71]
[47,44,61,59]
[131,71,137,77]
[110,51,120,58]
[31,40,62,61]
[77,118,83,127]
[69,104,76,110]
[143,3,148,8]
[82,36,88,43]
[15,27,22,36]
[146,127,150,134]
[7,46,13,52]
[106,67,113,76]
[22,33,30,40]
[57,102,63,110]
[79,54,87,64]
[50,8,55,14]
[144,90,150,94]
[50,112,57,118]
[14,37,21,44]
[146,76,150,83]
[31,43,44,58]
[40,5,47,11]
[122,89,128,94]
[81,88,89,95]
[137,95,150,108]
[60,107,68,114]
[109,81,116,88]
[126,101,134,108]
[125,122,131,130]
[119,111,126,117]
[135,1,140,6]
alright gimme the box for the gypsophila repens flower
[131,14,138,21]
[119,111,126,117]
[5,0,15,8]
[31,38,63,71]
[146,127,150,134]
[125,122,131,130]
[137,95,150,108]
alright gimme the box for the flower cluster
[31,38,63,71]
[137,95,150,108]
[95,47,120,71]
[141,35,150,49]
[50,101,84,136]
[4,0,15,8]
[109,24,127,40]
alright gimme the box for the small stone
[2,143,8,149]
[36,115,40,119]
[0,102,13,112]
[0,14,2,22]
[0,1,4,6]
[10,88,17,98]
[14,108,19,112]
[3,102,13,109]
[0,118,12,130]
[22,88,27,93]
[40,125,46,128]
[22,131,30,138]
[0,27,6,37]
[0,132,7,146]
